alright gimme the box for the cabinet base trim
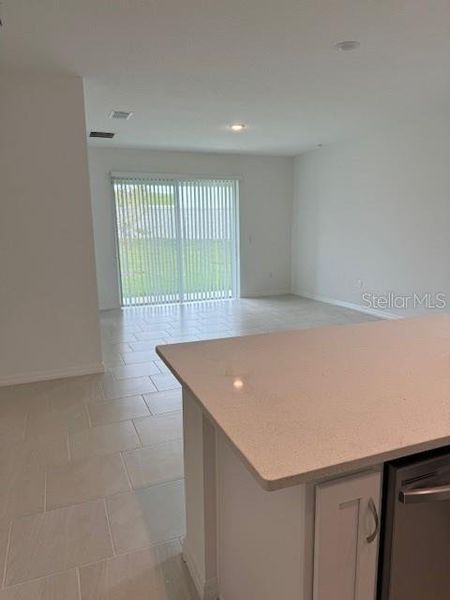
[182,539,218,600]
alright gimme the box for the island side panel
[217,432,315,600]
[182,387,218,600]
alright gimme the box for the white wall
[88,147,293,309]
[291,112,450,317]
[0,73,102,385]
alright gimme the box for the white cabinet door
[313,470,382,600]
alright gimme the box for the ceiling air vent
[89,131,115,139]
[109,110,133,120]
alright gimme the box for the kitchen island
[157,314,450,600]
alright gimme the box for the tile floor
[0,295,376,599]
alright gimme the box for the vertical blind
[112,174,239,306]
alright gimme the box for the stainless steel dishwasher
[379,447,450,599]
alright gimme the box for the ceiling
[2,0,450,155]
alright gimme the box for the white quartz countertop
[157,314,450,490]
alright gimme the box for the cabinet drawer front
[313,470,382,600]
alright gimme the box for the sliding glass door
[112,174,239,306]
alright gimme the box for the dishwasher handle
[399,483,450,504]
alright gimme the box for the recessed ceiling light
[229,123,247,132]
[334,40,360,52]
[109,110,133,120]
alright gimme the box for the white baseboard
[241,288,291,298]
[182,539,218,600]
[0,362,105,387]
[296,292,402,321]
